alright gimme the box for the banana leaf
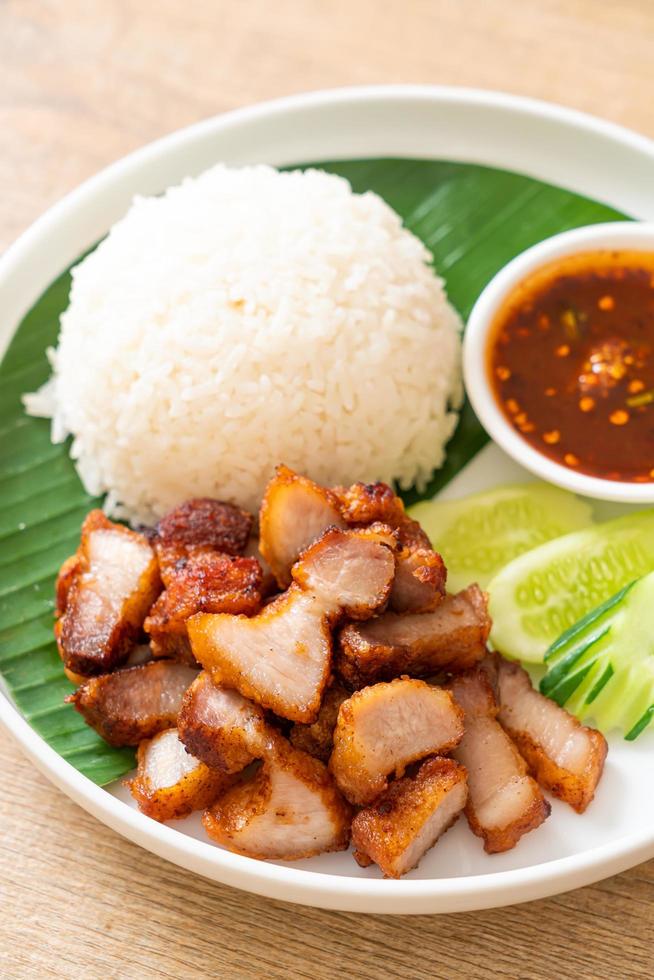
[0,158,626,785]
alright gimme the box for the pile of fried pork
[56,466,607,878]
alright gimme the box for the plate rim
[2,83,654,914]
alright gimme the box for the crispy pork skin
[259,465,347,588]
[336,585,490,688]
[289,680,349,762]
[334,481,430,550]
[154,550,263,618]
[188,527,396,723]
[203,736,352,860]
[448,669,550,853]
[390,547,447,614]
[55,511,161,676]
[178,671,270,773]
[144,551,262,657]
[334,481,445,613]
[129,728,229,821]
[495,657,607,813]
[155,498,252,557]
[351,757,468,877]
[329,678,464,805]
[68,661,198,746]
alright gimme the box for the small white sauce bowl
[463,221,654,503]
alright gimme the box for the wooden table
[1,2,653,977]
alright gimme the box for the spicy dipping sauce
[488,250,654,483]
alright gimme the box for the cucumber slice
[540,572,654,738]
[488,509,654,662]
[409,482,593,592]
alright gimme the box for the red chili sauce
[488,250,654,482]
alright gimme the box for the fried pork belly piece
[448,669,550,853]
[390,547,447,614]
[334,481,445,613]
[291,525,396,618]
[329,678,464,805]
[154,550,263,616]
[178,671,270,772]
[334,481,430,550]
[189,527,396,723]
[495,657,607,813]
[55,511,161,676]
[190,589,330,724]
[336,584,490,688]
[68,661,198,746]
[203,735,352,860]
[259,465,347,588]
[351,757,468,877]
[129,728,229,822]
[144,552,263,659]
[259,469,444,611]
[155,497,253,557]
[289,680,349,762]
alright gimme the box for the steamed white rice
[25,164,463,524]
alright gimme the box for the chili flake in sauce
[488,250,654,482]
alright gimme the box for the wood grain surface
[1,2,653,977]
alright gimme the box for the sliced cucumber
[409,482,593,593]
[488,509,654,663]
[541,573,654,739]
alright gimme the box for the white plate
[1,86,653,915]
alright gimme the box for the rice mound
[26,165,463,524]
